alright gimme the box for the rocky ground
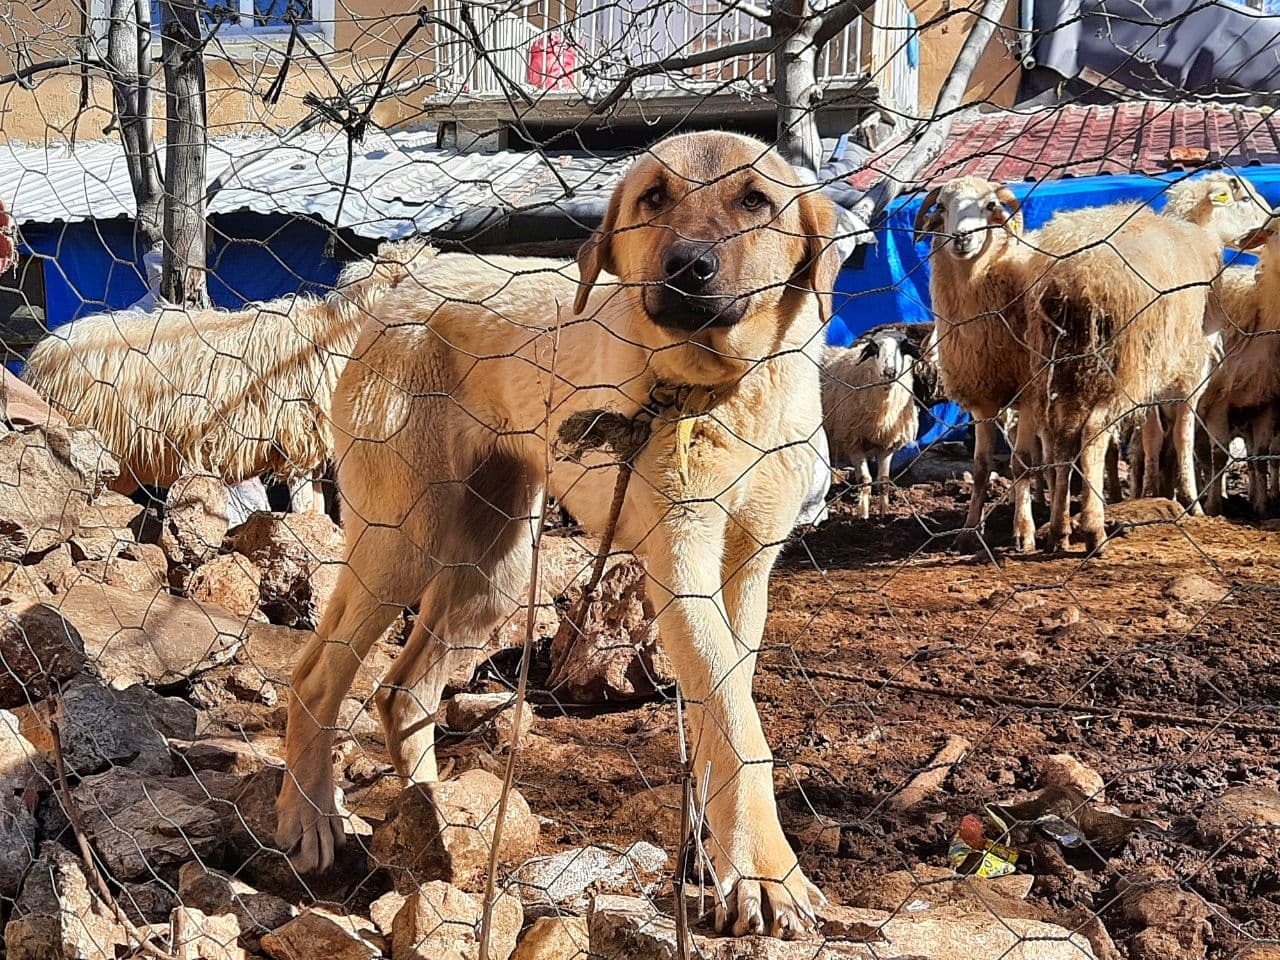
[0,400,1277,960]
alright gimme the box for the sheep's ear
[912,187,943,245]
[900,337,921,361]
[994,185,1024,234]
[796,187,841,323]
[575,185,623,315]
[858,339,879,363]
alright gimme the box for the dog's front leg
[643,513,820,940]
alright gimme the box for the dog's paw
[275,775,345,873]
[714,863,824,940]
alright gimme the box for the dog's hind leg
[276,520,427,872]
[377,446,539,785]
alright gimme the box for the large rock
[0,601,86,707]
[0,424,119,561]
[548,558,672,703]
[372,769,540,893]
[1198,785,1280,858]
[49,580,247,687]
[260,910,384,960]
[171,735,284,778]
[187,554,264,621]
[1121,868,1211,960]
[70,770,225,882]
[227,511,344,628]
[177,862,296,950]
[445,692,535,746]
[18,672,196,776]
[0,710,38,898]
[4,843,130,960]
[508,842,667,911]
[159,474,231,571]
[587,895,1098,960]
[512,916,589,960]
[171,907,247,960]
[390,881,522,960]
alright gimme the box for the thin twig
[674,689,693,960]
[478,305,562,960]
[49,709,180,960]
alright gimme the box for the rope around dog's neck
[555,380,714,598]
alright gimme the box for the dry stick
[478,316,562,960]
[888,734,971,813]
[48,711,180,960]
[770,664,1280,737]
[674,690,693,960]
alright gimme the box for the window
[92,0,333,54]
[0,254,48,363]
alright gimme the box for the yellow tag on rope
[676,416,695,485]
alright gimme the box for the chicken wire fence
[0,0,1279,958]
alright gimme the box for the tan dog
[275,131,840,938]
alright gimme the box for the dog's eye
[639,186,667,209]
[742,189,769,211]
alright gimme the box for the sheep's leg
[1010,413,1038,554]
[1033,434,1049,506]
[1249,408,1275,518]
[1127,425,1144,501]
[855,457,871,520]
[1104,430,1122,503]
[876,452,892,517]
[1077,417,1111,554]
[959,417,998,551]
[1172,402,1203,516]
[1140,409,1164,499]
[1047,432,1075,554]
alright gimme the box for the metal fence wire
[0,0,1279,958]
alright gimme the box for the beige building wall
[0,0,435,143]
[910,0,1022,113]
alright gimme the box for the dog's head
[913,177,1022,262]
[575,132,840,379]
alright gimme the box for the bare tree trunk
[103,0,163,248]
[772,0,824,172]
[159,0,208,307]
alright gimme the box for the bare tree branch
[813,0,879,45]
[851,0,1010,224]
[0,56,77,87]
[722,0,775,24]
[589,35,776,115]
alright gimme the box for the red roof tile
[850,102,1280,191]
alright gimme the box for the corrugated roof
[0,126,629,239]
[849,102,1280,192]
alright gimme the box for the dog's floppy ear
[1236,221,1276,250]
[575,184,624,315]
[796,187,841,324]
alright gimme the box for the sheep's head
[913,177,1023,262]
[1162,172,1270,247]
[1234,209,1280,256]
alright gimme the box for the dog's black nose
[662,243,720,292]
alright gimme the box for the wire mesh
[0,1,1278,959]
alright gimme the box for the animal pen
[0,1,1279,959]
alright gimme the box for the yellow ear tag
[1211,190,1232,205]
[676,416,695,485]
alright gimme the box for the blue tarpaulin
[20,212,347,329]
[825,165,1280,464]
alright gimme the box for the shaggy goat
[915,176,1040,552]
[820,325,936,518]
[23,240,436,499]
[1023,173,1268,552]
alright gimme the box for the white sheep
[23,240,436,503]
[914,176,1041,552]
[1199,208,1280,516]
[1023,172,1269,552]
[820,326,934,518]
